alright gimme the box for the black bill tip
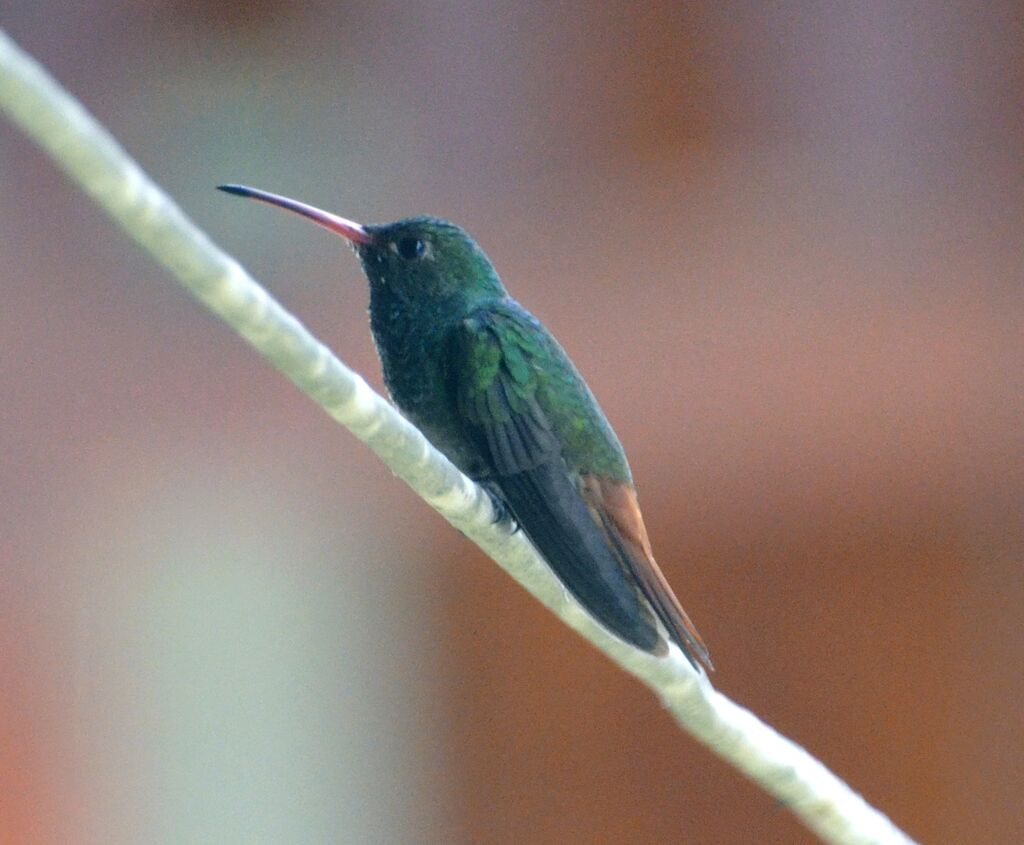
[217,183,256,198]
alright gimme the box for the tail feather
[581,475,713,671]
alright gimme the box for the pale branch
[0,28,918,845]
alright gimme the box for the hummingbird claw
[484,487,519,533]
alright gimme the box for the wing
[450,308,709,667]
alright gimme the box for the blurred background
[1,2,1021,843]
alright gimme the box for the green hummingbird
[218,184,712,671]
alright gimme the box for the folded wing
[450,309,711,669]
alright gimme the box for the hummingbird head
[218,185,505,307]
[357,216,504,305]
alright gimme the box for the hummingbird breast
[368,292,487,478]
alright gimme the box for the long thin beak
[217,184,375,245]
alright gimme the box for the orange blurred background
[2,3,1021,843]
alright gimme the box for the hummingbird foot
[483,485,520,534]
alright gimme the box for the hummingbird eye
[395,236,427,260]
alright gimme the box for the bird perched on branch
[219,184,711,671]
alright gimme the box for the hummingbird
[218,184,712,671]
